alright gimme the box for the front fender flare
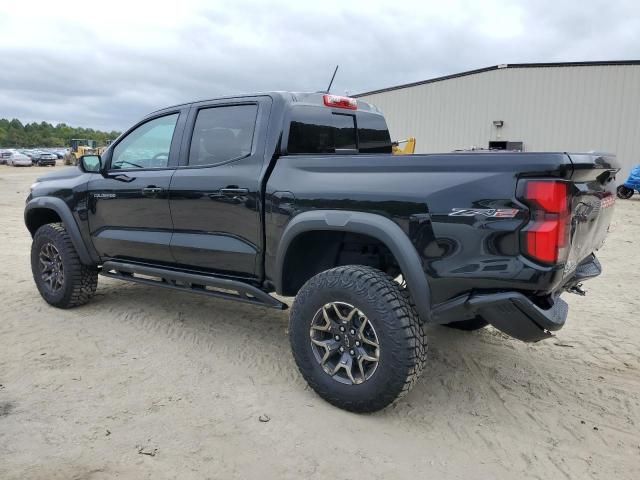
[275,210,432,323]
[25,197,95,265]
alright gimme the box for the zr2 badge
[449,208,519,218]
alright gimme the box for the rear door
[168,96,271,278]
[87,109,187,263]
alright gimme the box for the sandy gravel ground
[1,165,639,480]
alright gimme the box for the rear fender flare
[275,210,432,322]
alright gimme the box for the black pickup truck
[25,92,618,412]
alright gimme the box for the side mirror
[79,154,102,173]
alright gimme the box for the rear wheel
[31,223,98,308]
[289,265,427,413]
[617,185,634,199]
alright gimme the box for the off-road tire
[31,223,98,308]
[289,265,427,413]
[443,317,489,331]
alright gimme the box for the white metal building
[355,61,640,179]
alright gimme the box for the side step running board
[100,261,287,310]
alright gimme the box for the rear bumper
[431,254,602,342]
[468,292,568,342]
[432,290,568,342]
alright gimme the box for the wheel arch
[275,210,432,322]
[25,197,95,265]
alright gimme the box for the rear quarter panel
[265,152,573,304]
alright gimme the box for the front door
[169,98,271,278]
[88,111,185,263]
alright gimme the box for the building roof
[353,60,640,97]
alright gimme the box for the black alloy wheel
[38,242,65,293]
[31,223,98,308]
[309,302,380,385]
[289,265,427,412]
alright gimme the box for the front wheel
[289,265,427,413]
[617,185,634,199]
[31,223,98,308]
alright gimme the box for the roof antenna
[326,65,339,93]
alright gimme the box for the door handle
[219,188,249,195]
[142,186,164,196]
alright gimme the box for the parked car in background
[32,151,57,166]
[7,152,33,166]
[0,149,13,165]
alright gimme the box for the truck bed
[265,151,618,305]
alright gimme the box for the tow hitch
[567,283,586,296]
[564,255,602,296]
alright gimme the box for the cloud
[0,0,639,131]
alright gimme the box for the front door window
[111,114,179,169]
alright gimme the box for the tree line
[0,118,120,148]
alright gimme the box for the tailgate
[564,153,619,275]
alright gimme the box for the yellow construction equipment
[64,139,99,165]
[392,137,416,155]
[97,139,114,156]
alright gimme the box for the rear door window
[188,104,258,166]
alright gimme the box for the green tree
[0,118,120,148]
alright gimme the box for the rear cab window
[286,106,391,155]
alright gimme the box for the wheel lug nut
[350,329,356,335]
[334,335,340,341]
[355,341,360,346]
[339,326,345,332]
[339,346,345,353]
[349,349,355,355]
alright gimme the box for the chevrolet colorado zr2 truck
[25,92,619,412]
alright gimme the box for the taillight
[520,180,571,264]
[323,94,357,110]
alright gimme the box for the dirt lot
[1,165,639,479]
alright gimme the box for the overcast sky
[1,0,639,131]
